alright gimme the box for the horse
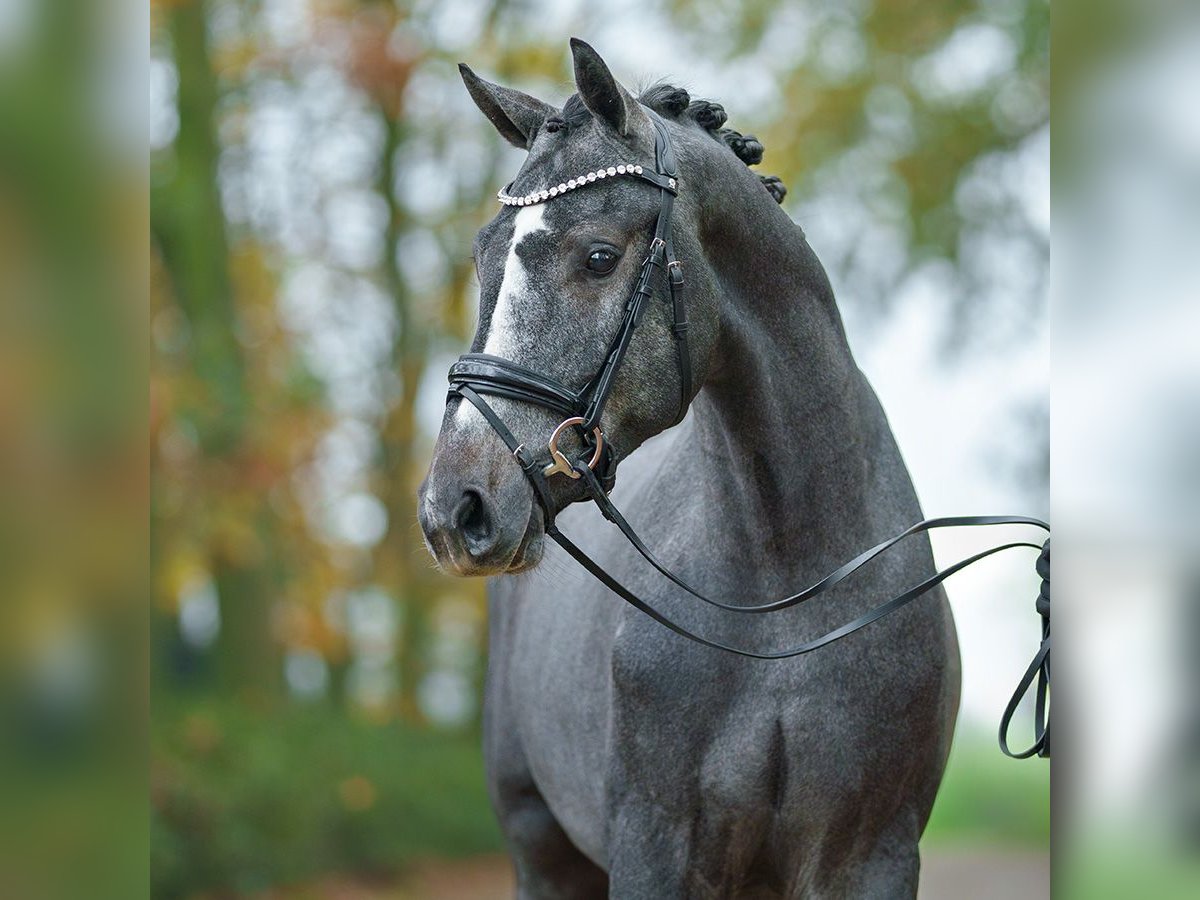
[418,39,960,899]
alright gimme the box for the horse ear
[569,38,644,137]
[459,64,555,149]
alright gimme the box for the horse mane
[553,84,788,205]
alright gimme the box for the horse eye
[586,248,620,275]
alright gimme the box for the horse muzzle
[418,455,545,577]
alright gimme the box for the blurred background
[24,1,1200,898]
[8,0,1140,897]
[144,0,1050,897]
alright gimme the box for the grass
[152,701,1047,898]
[151,698,503,899]
[1059,843,1200,899]
[922,730,1050,847]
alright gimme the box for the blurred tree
[347,2,432,718]
[153,0,283,703]
[670,0,1049,343]
[150,0,1048,714]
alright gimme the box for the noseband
[448,110,689,523]
[443,111,1050,760]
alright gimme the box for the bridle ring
[543,417,604,480]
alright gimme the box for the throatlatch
[445,107,1049,760]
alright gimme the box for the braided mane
[640,83,787,205]
[554,84,787,205]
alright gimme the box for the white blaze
[484,204,547,357]
[455,204,547,428]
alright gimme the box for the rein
[446,109,1050,760]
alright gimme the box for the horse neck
[689,188,887,549]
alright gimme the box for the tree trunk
[156,0,281,704]
[371,109,430,721]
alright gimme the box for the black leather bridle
[444,111,1050,760]
[449,110,689,517]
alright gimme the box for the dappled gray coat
[419,39,960,900]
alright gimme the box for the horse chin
[503,505,546,573]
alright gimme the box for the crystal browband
[497,164,677,207]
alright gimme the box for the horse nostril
[454,489,496,555]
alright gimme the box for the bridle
[444,109,1050,760]
[449,109,689,517]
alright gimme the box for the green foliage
[923,733,1050,847]
[151,700,503,899]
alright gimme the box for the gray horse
[419,39,960,899]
